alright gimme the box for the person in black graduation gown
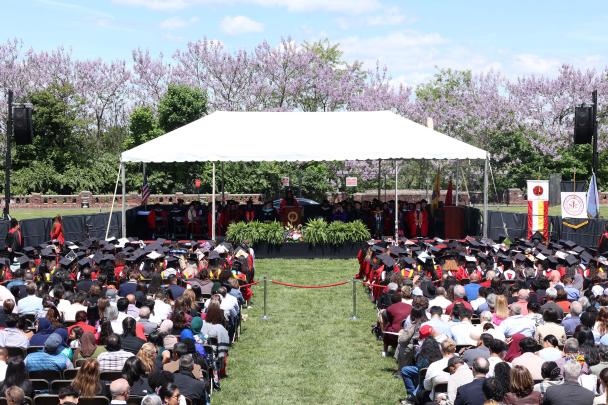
[259,201,278,222]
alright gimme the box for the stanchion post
[350,278,358,321]
[261,275,270,321]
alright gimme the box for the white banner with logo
[561,192,588,219]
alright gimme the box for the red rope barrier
[362,281,387,289]
[239,281,259,288]
[270,279,350,289]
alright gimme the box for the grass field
[213,259,402,405]
[9,207,110,220]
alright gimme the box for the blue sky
[4,0,608,86]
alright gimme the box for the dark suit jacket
[173,371,208,405]
[454,378,485,405]
[542,381,595,405]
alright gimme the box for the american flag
[141,173,150,205]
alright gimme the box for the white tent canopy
[121,111,487,162]
[119,111,489,239]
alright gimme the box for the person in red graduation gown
[50,215,65,245]
[5,219,23,254]
[407,202,429,238]
[599,224,608,255]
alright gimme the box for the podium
[444,206,465,239]
[280,206,303,226]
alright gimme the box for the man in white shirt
[486,338,507,377]
[450,308,477,346]
[153,291,173,322]
[424,339,456,401]
[497,304,536,338]
[52,287,71,320]
[436,356,473,404]
[17,283,43,316]
[63,292,88,322]
[422,306,454,340]
[429,287,451,312]
[0,285,15,305]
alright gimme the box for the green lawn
[213,259,402,405]
[9,207,110,220]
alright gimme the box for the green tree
[158,83,208,132]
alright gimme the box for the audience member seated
[97,333,133,371]
[25,332,73,372]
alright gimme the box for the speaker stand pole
[4,90,13,220]
[592,90,598,177]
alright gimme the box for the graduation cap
[388,245,406,256]
[572,246,586,254]
[101,254,115,263]
[401,257,416,267]
[565,255,578,266]
[545,256,559,267]
[146,251,163,260]
[464,255,477,263]
[0,257,10,267]
[92,252,104,263]
[561,240,577,249]
[22,246,36,257]
[378,254,395,267]
[417,251,431,263]
[59,255,76,267]
[580,251,594,263]
[513,253,527,262]
[478,252,488,260]
[371,245,385,254]
[78,258,91,269]
[208,251,221,260]
[166,256,179,268]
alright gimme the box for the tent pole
[106,162,122,240]
[212,162,216,241]
[394,160,399,242]
[221,161,225,206]
[121,161,126,238]
[377,159,381,200]
[455,160,460,206]
[483,154,489,238]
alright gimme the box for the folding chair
[78,397,110,405]
[100,371,123,381]
[50,380,73,394]
[28,370,62,383]
[30,379,50,394]
[63,368,80,380]
[33,395,60,405]
[127,396,144,405]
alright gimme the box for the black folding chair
[127,396,144,405]
[28,370,62,382]
[100,371,123,381]
[33,395,60,405]
[50,380,73,394]
[78,397,109,405]
[5,346,26,359]
[30,379,50,394]
[63,368,80,380]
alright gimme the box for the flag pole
[143,163,147,210]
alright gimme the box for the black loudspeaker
[13,106,33,145]
[574,105,593,144]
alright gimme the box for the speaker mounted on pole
[12,105,33,145]
[574,105,593,145]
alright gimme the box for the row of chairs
[27,370,123,383]
[0,395,193,405]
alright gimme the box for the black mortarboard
[388,245,406,255]
[565,255,578,266]
[572,246,585,254]
[22,246,36,257]
[402,257,416,267]
[0,257,9,267]
[561,240,577,249]
[371,245,385,254]
[41,247,55,258]
[378,254,395,267]
[580,251,593,263]
[545,256,558,266]
[78,258,91,268]
[59,256,75,267]
[208,251,221,260]
[514,253,526,262]
[102,254,115,262]
[166,256,179,268]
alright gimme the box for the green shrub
[303,218,329,245]
[226,219,371,245]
